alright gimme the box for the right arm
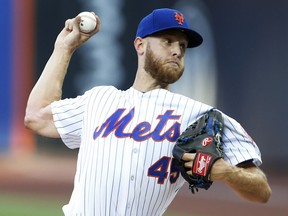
[24,13,101,137]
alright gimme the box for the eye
[180,42,187,50]
[163,38,172,45]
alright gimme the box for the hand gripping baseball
[55,12,101,53]
[172,109,224,193]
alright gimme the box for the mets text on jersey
[93,108,181,142]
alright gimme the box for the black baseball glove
[172,109,224,193]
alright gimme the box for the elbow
[259,174,272,204]
[259,186,272,204]
[24,109,40,132]
[24,112,34,130]
[239,185,272,204]
[250,182,272,204]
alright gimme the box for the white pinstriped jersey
[51,86,261,216]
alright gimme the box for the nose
[171,43,182,58]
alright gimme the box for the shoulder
[217,110,262,166]
[83,85,123,98]
[88,85,119,94]
[168,90,213,113]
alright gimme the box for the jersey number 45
[148,156,180,184]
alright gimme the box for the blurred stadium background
[0,0,287,215]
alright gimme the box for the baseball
[78,11,97,33]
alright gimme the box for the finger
[184,161,193,168]
[181,153,195,161]
[187,170,193,175]
[65,19,73,32]
[94,15,101,33]
[184,161,193,176]
[71,16,81,33]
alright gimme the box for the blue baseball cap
[136,8,203,48]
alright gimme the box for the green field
[0,192,190,216]
[0,192,67,216]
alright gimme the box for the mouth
[167,60,179,67]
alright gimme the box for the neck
[132,69,169,92]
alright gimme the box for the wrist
[210,159,234,181]
[54,45,75,56]
[51,47,74,66]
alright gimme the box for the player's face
[144,30,188,85]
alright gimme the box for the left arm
[211,159,272,203]
[183,154,272,203]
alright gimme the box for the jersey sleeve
[51,92,89,149]
[221,112,262,166]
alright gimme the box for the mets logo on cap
[174,12,184,25]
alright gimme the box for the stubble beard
[144,45,184,87]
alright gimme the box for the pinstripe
[57,119,83,130]
[146,90,168,216]
[107,101,123,216]
[140,90,162,216]
[91,87,115,215]
[52,86,262,216]
[125,93,145,216]
[84,87,100,213]
[84,87,105,215]
[100,89,120,216]
[136,90,159,216]
[135,92,150,215]
[88,88,101,216]
[53,104,85,115]
[157,98,185,215]
[150,90,175,216]
[114,101,132,214]
[54,112,84,124]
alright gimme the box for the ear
[134,37,145,55]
